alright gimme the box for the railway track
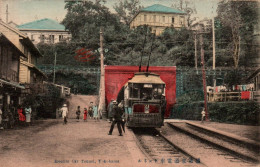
[133,128,203,166]
[161,122,259,167]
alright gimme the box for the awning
[0,79,25,89]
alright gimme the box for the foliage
[47,72,97,95]
[62,0,121,48]
[216,0,259,68]
[223,69,242,89]
[171,101,260,125]
[113,0,143,24]
[208,101,260,125]
[171,0,197,27]
[22,84,66,119]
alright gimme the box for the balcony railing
[21,83,46,95]
[208,91,254,102]
[0,69,18,82]
[9,69,18,82]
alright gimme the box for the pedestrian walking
[93,105,99,121]
[7,109,14,128]
[161,95,167,125]
[61,104,68,124]
[17,105,25,126]
[118,100,125,133]
[25,106,32,126]
[0,108,3,129]
[108,101,123,136]
[83,108,88,122]
[88,102,93,119]
[201,108,206,123]
[76,106,81,122]
[108,99,114,123]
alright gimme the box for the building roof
[17,18,66,31]
[0,20,27,38]
[0,20,42,57]
[0,33,26,58]
[140,4,186,14]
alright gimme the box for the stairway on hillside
[67,94,98,119]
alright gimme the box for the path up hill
[67,94,98,119]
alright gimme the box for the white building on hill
[17,18,71,44]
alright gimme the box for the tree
[113,0,143,25]
[171,0,197,27]
[216,0,259,68]
[62,0,121,47]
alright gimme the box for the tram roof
[128,72,165,84]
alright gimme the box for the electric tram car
[122,72,166,128]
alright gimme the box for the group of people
[0,104,32,129]
[60,102,101,125]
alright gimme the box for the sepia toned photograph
[0,0,259,166]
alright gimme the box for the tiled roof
[141,4,186,14]
[17,18,66,31]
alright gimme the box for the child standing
[201,108,206,123]
[83,108,88,122]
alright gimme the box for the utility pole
[98,27,106,118]
[194,32,198,71]
[0,1,1,21]
[53,51,57,84]
[200,33,209,121]
[212,4,216,89]
[6,4,9,23]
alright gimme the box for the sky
[0,0,218,25]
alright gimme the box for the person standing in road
[108,101,123,136]
[83,108,88,122]
[17,105,25,126]
[61,104,68,124]
[0,108,2,129]
[25,106,32,126]
[201,108,206,123]
[76,106,81,122]
[93,105,99,121]
[118,100,125,133]
[88,102,93,119]
[161,95,167,125]
[108,99,114,123]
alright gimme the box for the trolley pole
[53,51,57,84]
[200,33,209,121]
[98,27,106,118]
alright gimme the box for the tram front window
[129,84,139,98]
[152,84,164,99]
[141,88,152,100]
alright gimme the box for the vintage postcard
[0,0,259,166]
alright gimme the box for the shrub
[171,101,260,125]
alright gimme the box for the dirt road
[0,118,150,167]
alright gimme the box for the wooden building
[0,20,47,109]
[0,32,25,117]
[130,4,187,35]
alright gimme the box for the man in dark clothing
[161,96,167,125]
[108,99,114,123]
[76,106,81,122]
[108,101,123,136]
